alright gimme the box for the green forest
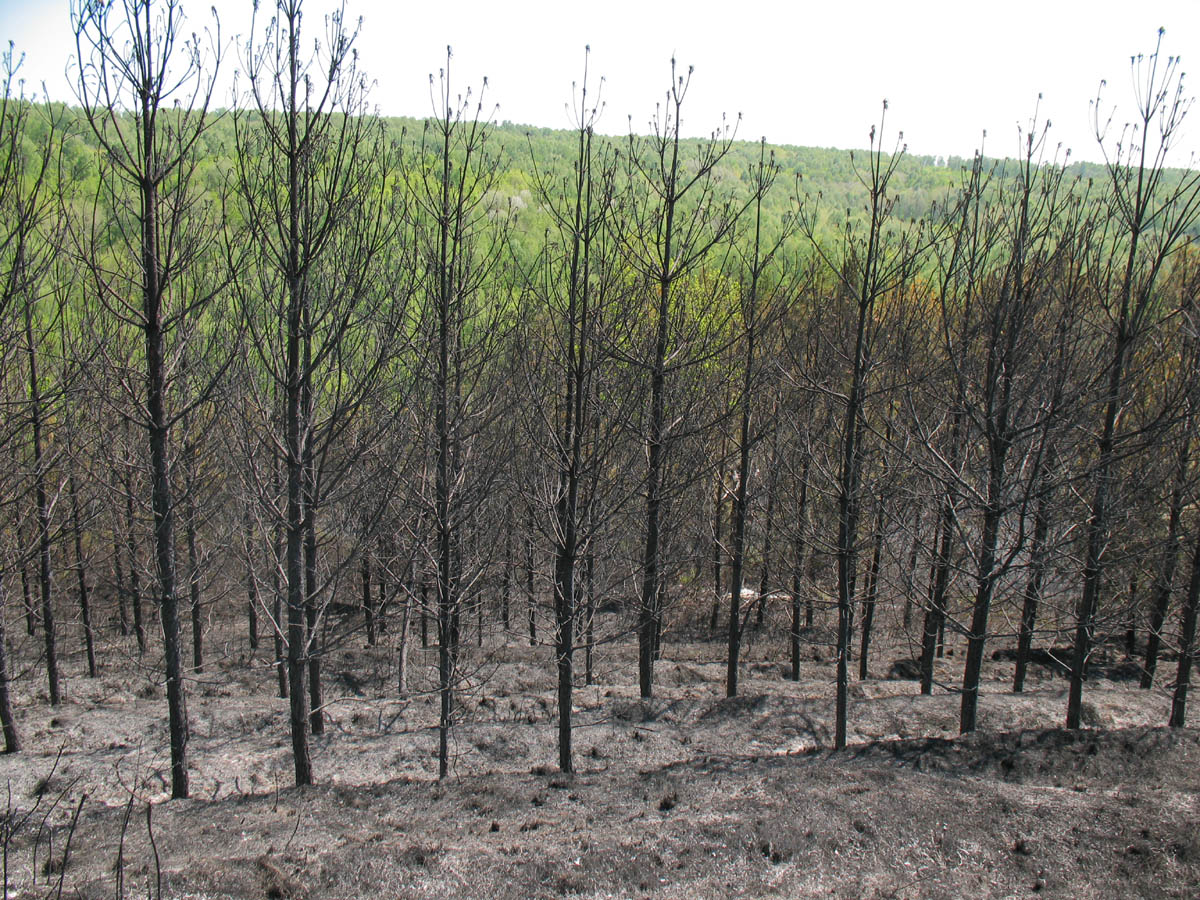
[3,0,1200,817]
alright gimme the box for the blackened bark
[24,289,58,706]
[1143,438,1189,687]
[1067,41,1199,728]
[1125,574,1138,659]
[272,459,286,699]
[1169,525,1200,727]
[420,574,429,649]
[831,112,902,749]
[921,411,964,695]
[112,527,129,636]
[282,21,312,782]
[285,316,311,784]
[903,516,920,630]
[304,495,322,736]
[0,574,18,753]
[144,182,189,800]
[243,510,259,652]
[122,442,145,654]
[362,551,376,646]
[501,514,512,633]
[960,461,1005,733]
[725,390,753,698]
[858,495,885,682]
[726,144,771,698]
[526,514,536,646]
[397,586,411,695]
[756,462,776,629]
[1014,489,1051,693]
[1069,327,1129,729]
[185,462,203,674]
[550,107,600,774]
[69,474,97,678]
[834,393,864,749]
[640,352,667,699]
[18,535,34,637]
[302,324,323,738]
[790,460,810,682]
[710,468,724,634]
[585,554,595,686]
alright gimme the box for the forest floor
[0,600,1196,899]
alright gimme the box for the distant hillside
[29,100,1195,264]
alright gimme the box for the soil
[0,605,1195,899]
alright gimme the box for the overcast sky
[2,0,1199,165]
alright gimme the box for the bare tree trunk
[756,463,776,628]
[726,147,774,697]
[501,514,512,634]
[272,460,286,699]
[477,590,484,649]
[1171,525,1200,729]
[304,496,323,736]
[111,483,129,636]
[284,121,312,785]
[122,440,145,654]
[0,575,18,753]
[430,77,464,779]
[550,126,596,762]
[236,0,385,785]
[585,553,595,686]
[1067,41,1199,730]
[710,467,724,633]
[526,512,536,646]
[1143,437,1189,687]
[858,494,885,681]
[420,574,429,649]
[362,549,376,647]
[902,510,921,630]
[960,459,1006,733]
[819,108,912,750]
[242,510,259,652]
[73,0,220,803]
[185,459,203,674]
[653,577,667,662]
[436,510,453,780]
[1125,573,1139,659]
[301,322,323,738]
[68,474,97,678]
[835,400,869,749]
[553,537,576,771]
[397,586,410,695]
[790,459,810,682]
[113,536,129,634]
[834,401,866,749]
[378,545,393,625]
[1014,488,1051,693]
[725,396,753,698]
[18,526,34,637]
[1169,525,1200,727]
[285,298,311,783]
[1070,355,1126,728]
[24,292,58,706]
[144,197,189,801]
[640,353,666,700]
[921,411,964,695]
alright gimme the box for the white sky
[2,0,1199,165]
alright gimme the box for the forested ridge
[21,101,1170,264]
[3,0,1200,815]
